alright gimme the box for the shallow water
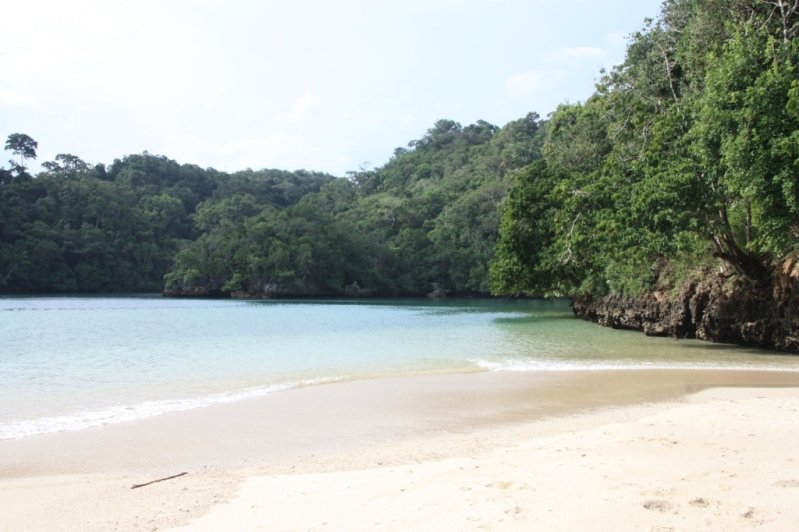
[1,295,797,439]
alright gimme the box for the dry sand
[2,370,799,531]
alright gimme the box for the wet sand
[2,369,799,530]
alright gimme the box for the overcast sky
[1,0,663,176]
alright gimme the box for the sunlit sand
[2,370,798,530]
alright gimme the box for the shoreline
[2,369,799,530]
[5,363,799,442]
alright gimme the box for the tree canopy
[491,0,799,297]
[162,113,545,296]
[1,114,544,295]
[3,133,38,180]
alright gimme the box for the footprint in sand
[642,499,674,513]
[689,497,711,508]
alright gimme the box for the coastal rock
[572,263,799,354]
[164,279,366,299]
[427,283,446,299]
[345,282,373,297]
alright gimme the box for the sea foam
[470,358,799,373]
[0,376,342,440]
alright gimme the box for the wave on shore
[471,357,799,373]
[0,376,343,440]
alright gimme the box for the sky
[1,0,664,177]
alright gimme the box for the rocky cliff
[571,259,799,353]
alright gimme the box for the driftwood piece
[130,472,188,489]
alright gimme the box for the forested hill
[490,0,799,351]
[0,152,335,292]
[0,114,544,295]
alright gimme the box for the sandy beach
[2,369,799,531]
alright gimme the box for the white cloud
[274,92,323,127]
[504,72,544,97]
[291,92,323,119]
[0,91,40,109]
[225,134,311,169]
[170,132,350,174]
[560,47,606,59]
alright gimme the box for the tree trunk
[710,232,769,284]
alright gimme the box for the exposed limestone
[572,262,799,353]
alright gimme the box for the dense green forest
[491,0,799,298]
[0,143,335,292]
[2,0,797,300]
[1,115,544,295]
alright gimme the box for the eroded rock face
[571,262,799,353]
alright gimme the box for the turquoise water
[2,295,798,439]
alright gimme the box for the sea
[2,295,798,440]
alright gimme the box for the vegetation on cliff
[491,0,799,300]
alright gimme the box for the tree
[41,153,89,177]
[491,0,799,300]
[690,25,799,280]
[4,133,38,174]
[490,161,561,296]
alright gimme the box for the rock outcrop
[571,260,799,353]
